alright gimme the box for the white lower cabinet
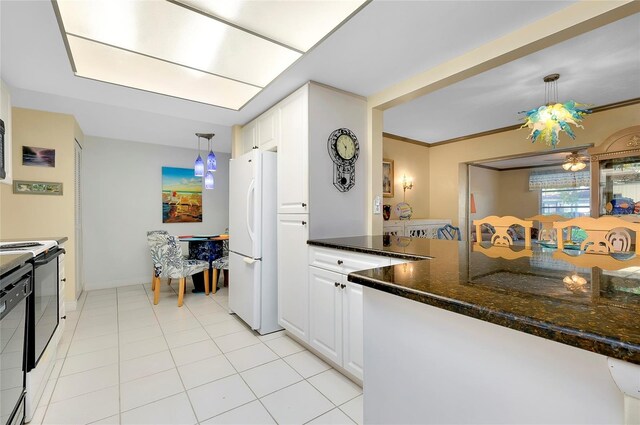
[308,247,391,381]
[277,214,310,342]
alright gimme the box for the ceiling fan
[561,151,589,171]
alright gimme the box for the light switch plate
[374,195,381,214]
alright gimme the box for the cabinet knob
[341,284,346,289]
[301,221,307,226]
[337,260,344,265]
[301,202,307,207]
[334,282,340,287]
[61,278,67,282]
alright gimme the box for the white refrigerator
[229,149,281,335]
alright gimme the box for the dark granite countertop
[0,253,32,276]
[308,235,640,365]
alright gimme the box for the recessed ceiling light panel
[178,0,369,52]
[68,35,260,110]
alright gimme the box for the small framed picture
[13,180,63,196]
[22,146,55,167]
[382,159,394,198]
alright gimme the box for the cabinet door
[342,278,363,380]
[242,121,257,154]
[277,86,309,214]
[257,108,279,151]
[309,266,343,365]
[277,214,310,342]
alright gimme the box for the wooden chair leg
[178,277,186,307]
[212,269,219,295]
[151,271,156,290]
[204,269,210,296]
[153,276,160,305]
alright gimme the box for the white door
[309,266,343,365]
[277,86,309,214]
[229,252,261,330]
[229,150,261,258]
[342,278,363,380]
[277,214,309,342]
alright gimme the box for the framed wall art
[13,180,63,195]
[22,146,55,167]
[383,158,394,197]
[162,167,202,223]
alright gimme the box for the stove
[0,239,62,422]
[0,240,58,257]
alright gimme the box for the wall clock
[327,128,359,192]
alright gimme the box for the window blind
[529,170,590,190]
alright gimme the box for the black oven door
[28,247,63,371]
[1,263,31,425]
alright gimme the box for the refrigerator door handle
[246,179,256,243]
[243,257,257,264]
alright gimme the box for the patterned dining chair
[146,230,169,292]
[437,224,462,241]
[211,238,229,294]
[152,234,210,306]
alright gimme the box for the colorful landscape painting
[23,146,55,167]
[162,167,202,223]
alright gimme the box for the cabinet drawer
[309,246,389,274]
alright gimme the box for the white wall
[0,80,12,185]
[82,136,230,290]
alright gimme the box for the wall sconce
[402,174,413,201]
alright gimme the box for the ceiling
[2,1,636,153]
[473,148,590,170]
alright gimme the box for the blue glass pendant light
[196,133,216,189]
[205,170,215,189]
[206,133,217,171]
[194,134,204,177]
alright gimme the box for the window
[540,186,590,218]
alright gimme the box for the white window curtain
[529,170,590,190]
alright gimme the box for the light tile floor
[30,281,363,425]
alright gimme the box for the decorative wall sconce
[402,174,413,201]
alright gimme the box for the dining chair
[211,238,229,294]
[437,224,462,241]
[472,215,533,247]
[152,234,210,306]
[146,230,169,291]
[525,214,568,242]
[553,216,640,254]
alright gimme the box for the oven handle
[34,248,65,266]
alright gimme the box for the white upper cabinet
[277,86,309,214]
[241,120,256,155]
[257,108,280,151]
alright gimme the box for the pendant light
[196,133,216,190]
[520,74,592,148]
[194,133,204,176]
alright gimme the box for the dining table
[178,234,229,293]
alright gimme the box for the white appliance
[0,240,62,422]
[229,150,282,335]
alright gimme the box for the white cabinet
[308,246,391,381]
[277,86,309,214]
[309,266,343,365]
[383,218,451,238]
[257,108,279,151]
[277,215,310,342]
[241,121,257,155]
[58,243,66,334]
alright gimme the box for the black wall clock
[327,128,359,192]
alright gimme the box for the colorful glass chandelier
[520,74,591,149]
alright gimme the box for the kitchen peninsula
[308,236,640,424]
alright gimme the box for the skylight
[53,0,368,110]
